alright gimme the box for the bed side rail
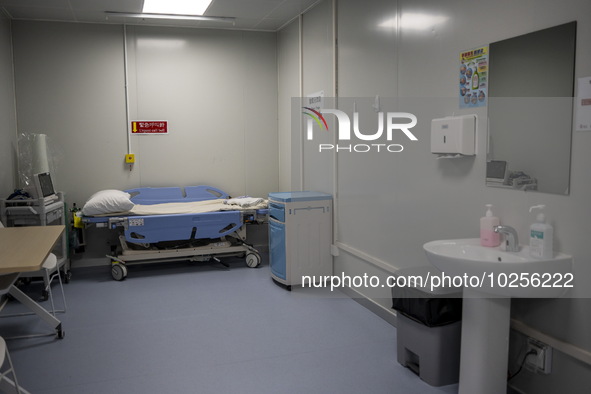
[125,186,229,205]
[184,186,229,201]
[126,187,185,205]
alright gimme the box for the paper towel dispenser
[431,115,476,156]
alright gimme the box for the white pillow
[82,190,134,216]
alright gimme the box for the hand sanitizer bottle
[529,205,553,258]
[480,204,501,247]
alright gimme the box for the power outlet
[525,338,552,374]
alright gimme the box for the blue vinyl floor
[1,256,458,394]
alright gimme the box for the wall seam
[9,18,20,188]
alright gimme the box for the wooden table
[0,226,66,393]
[0,226,65,273]
[0,226,65,339]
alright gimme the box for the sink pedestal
[423,238,573,394]
[459,288,510,394]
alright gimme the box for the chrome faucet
[494,225,519,252]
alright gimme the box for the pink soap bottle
[480,204,501,247]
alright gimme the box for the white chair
[40,253,67,315]
[0,221,66,315]
[0,336,22,393]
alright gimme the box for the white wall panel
[337,0,399,98]
[335,0,591,288]
[277,20,300,192]
[12,21,131,204]
[301,0,334,194]
[330,0,591,392]
[241,32,278,197]
[127,26,278,198]
[11,21,278,205]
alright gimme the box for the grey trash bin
[391,266,462,387]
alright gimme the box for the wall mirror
[487,21,577,195]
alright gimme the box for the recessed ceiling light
[378,13,449,31]
[142,0,213,16]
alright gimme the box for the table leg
[0,375,32,394]
[8,285,64,338]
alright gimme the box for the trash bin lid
[268,191,332,202]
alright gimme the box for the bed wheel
[245,252,261,268]
[111,263,128,281]
[63,270,72,283]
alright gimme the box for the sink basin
[423,238,572,297]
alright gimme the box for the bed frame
[83,186,266,281]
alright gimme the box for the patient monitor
[486,160,509,185]
[32,172,58,204]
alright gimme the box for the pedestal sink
[423,238,572,394]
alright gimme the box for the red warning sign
[131,121,168,134]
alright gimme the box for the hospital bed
[82,186,267,281]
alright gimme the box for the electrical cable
[508,349,537,381]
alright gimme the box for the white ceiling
[0,0,320,31]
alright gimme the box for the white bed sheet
[129,198,268,216]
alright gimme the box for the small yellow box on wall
[125,153,135,163]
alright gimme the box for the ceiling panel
[69,0,142,13]
[3,6,75,21]
[267,0,315,20]
[207,0,284,18]
[252,18,287,31]
[0,0,71,7]
[0,0,321,31]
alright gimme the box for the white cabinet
[268,192,332,290]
